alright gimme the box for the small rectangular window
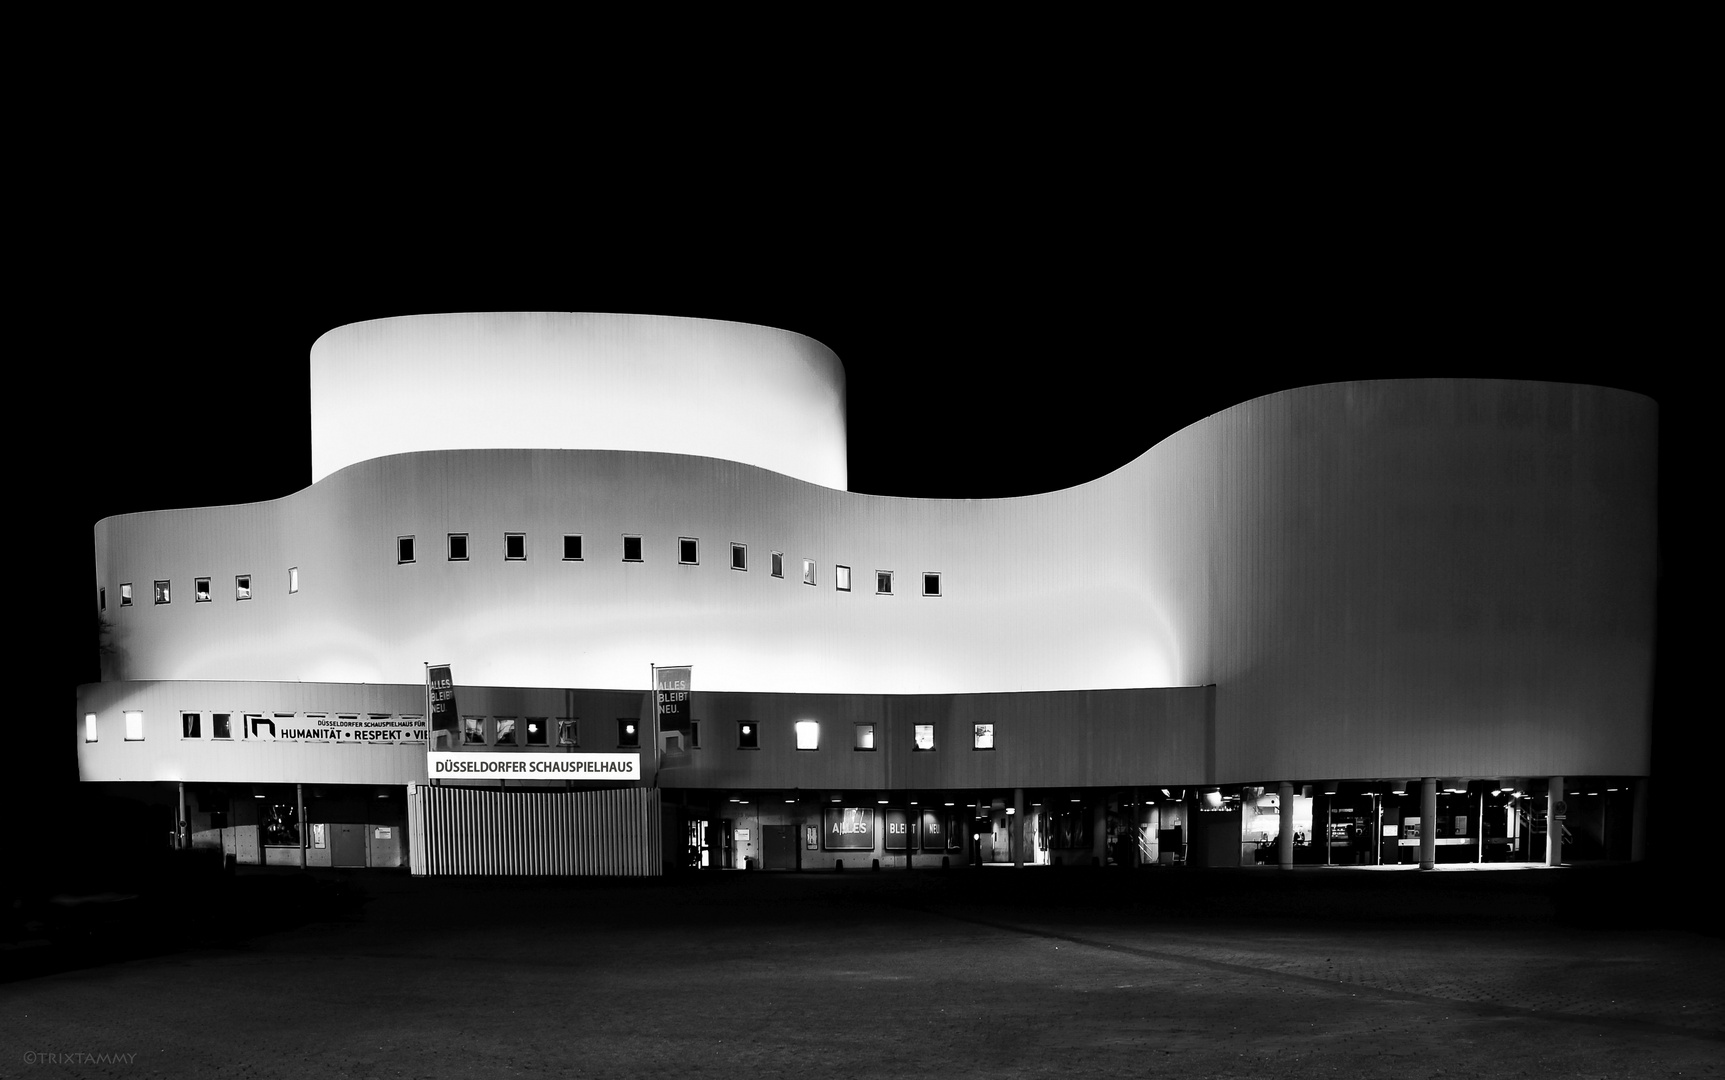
[195,578,211,603]
[802,559,816,586]
[923,572,941,597]
[120,583,133,607]
[212,713,232,739]
[679,537,699,564]
[973,723,994,750]
[398,536,415,563]
[913,724,935,751]
[876,571,892,595]
[84,712,97,743]
[463,716,485,744]
[448,534,468,561]
[738,721,760,750]
[505,533,526,560]
[689,720,701,750]
[182,712,201,738]
[525,718,548,745]
[623,535,643,562]
[855,723,876,751]
[835,565,851,592]
[154,580,171,605]
[558,720,579,747]
[124,710,144,741]
[288,567,299,593]
[795,720,820,750]
[771,551,784,578]
[235,575,251,601]
[494,717,517,745]
[99,587,106,612]
[731,543,747,571]
[617,718,641,749]
[564,535,583,560]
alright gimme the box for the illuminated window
[835,565,851,592]
[679,537,699,565]
[494,717,517,746]
[923,573,941,597]
[235,575,251,601]
[913,724,935,751]
[448,534,468,560]
[84,712,97,743]
[854,723,875,751]
[288,567,299,593]
[212,713,232,739]
[182,712,201,738]
[731,543,747,571]
[120,583,133,607]
[505,533,526,560]
[623,535,643,562]
[617,718,640,749]
[876,571,892,595]
[525,718,548,745]
[124,710,144,741]
[802,559,816,586]
[563,535,583,560]
[771,551,784,578]
[795,720,820,750]
[195,578,211,603]
[973,723,994,750]
[397,537,415,564]
[738,722,759,750]
[154,580,171,605]
[463,716,485,744]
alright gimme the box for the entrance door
[762,825,797,870]
[332,823,366,867]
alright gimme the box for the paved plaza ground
[4,865,1722,1079]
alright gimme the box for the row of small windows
[398,533,942,596]
[100,570,299,612]
[84,710,416,742]
[458,718,996,751]
[89,712,999,754]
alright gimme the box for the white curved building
[77,314,1658,875]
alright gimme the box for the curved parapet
[93,376,1657,783]
[310,312,848,489]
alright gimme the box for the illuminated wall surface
[88,314,1658,785]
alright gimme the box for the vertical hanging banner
[427,664,459,751]
[655,665,692,733]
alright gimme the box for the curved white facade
[78,314,1659,872]
[310,312,848,489]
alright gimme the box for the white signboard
[246,715,427,743]
[426,752,640,780]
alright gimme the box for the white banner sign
[426,752,640,780]
[247,715,427,743]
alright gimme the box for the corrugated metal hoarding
[409,785,661,876]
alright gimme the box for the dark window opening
[738,722,759,750]
[505,534,526,560]
[564,535,583,560]
[617,718,640,748]
[449,534,468,560]
[398,537,415,563]
[623,535,643,562]
[679,537,699,564]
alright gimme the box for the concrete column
[1013,788,1025,868]
[1092,799,1107,867]
[1277,782,1295,869]
[1546,776,1564,866]
[1631,778,1649,863]
[297,783,307,869]
[1419,778,1437,870]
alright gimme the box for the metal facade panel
[411,785,659,877]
